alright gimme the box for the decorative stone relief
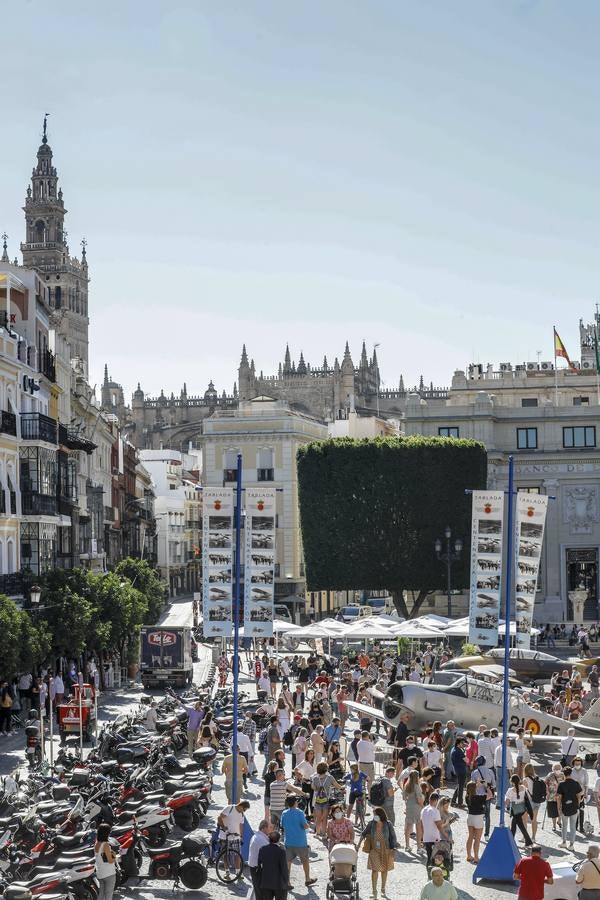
[564,485,599,535]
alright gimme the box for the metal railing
[21,492,57,515]
[20,412,57,444]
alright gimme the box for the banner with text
[469,491,505,647]
[244,486,276,638]
[514,492,548,649]
[202,486,234,638]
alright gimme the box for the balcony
[104,505,115,522]
[21,492,57,516]
[39,349,56,383]
[58,423,96,454]
[0,572,26,597]
[21,412,57,444]
[0,411,17,437]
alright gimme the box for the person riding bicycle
[345,764,368,820]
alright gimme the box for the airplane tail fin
[578,701,600,729]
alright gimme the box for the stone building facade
[405,314,600,624]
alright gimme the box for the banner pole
[231,453,243,804]
[49,678,54,767]
[499,454,514,828]
[553,326,559,406]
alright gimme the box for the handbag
[362,834,372,853]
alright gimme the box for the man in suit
[256,830,289,900]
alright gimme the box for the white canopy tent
[392,621,446,639]
[343,619,399,640]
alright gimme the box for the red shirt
[514,856,553,900]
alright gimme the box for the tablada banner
[244,486,276,638]
[514,492,548,649]
[468,491,505,648]
[202,486,234,637]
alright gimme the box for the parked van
[340,605,373,623]
[366,596,396,616]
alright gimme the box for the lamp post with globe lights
[434,527,463,618]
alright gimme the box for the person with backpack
[557,766,584,850]
[471,755,496,839]
[369,765,398,824]
[505,774,533,848]
[524,763,546,842]
[311,761,344,839]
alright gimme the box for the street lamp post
[434,526,463,618]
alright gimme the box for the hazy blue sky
[2,1,600,401]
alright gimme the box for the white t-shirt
[494,744,514,770]
[561,735,579,758]
[258,675,271,693]
[423,749,442,769]
[421,805,442,843]
[219,805,244,839]
[295,760,315,781]
[515,738,530,763]
[357,739,375,763]
[476,737,494,768]
[235,732,253,755]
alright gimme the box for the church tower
[21,116,90,375]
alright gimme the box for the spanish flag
[554,327,577,370]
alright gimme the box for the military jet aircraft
[441,647,577,682]
[346,674,600,739]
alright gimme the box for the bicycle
[215,832,244,884]
[352,793,366,831]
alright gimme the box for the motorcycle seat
[37,800,70,813]
[55,855,96,867]
[110,824,134,836]
[163,780,203,795]
[146,841,182,858]
[53,832,88,846]
[57,847,94,858]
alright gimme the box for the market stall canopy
[442,617,471,637]
[343,619,399,639]
[293,623,345,639]
[392,621,446,639]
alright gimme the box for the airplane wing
[345,700,389,724]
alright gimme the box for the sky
[2,1,600,402]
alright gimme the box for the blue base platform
[473,825,521,884]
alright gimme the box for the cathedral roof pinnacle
[297,351,307,375]
[103,364,109,385]
[240,344,249,367]
[360,341,368,368]
[343,340,351,359]
[42,113,49,145]
[1,233,8,263]
[284,343,291,372]
[399,374,405,392]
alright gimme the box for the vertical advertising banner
[244,486,276,638]
[202,487,234,638]
[514,493,548,649]
[469,491,505,647]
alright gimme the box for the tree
[297,436,487,618]
[114,558,165,624]
[0,594,50,680]
[35,568,97,659]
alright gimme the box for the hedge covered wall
[297,436,487,595]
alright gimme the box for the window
[516,427,537,449]
[257,447,274,481]
[517,486,541,494]
[573,397,590,406]
[438,427,459,438]
[521,398,538,407]
[223,449,239,482]
[563,426,596,448]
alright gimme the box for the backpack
[314,777,330,805]
[258,728,268,754]
[369,778,386,807]
[531,776,547,804]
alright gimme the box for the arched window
[35,220,45,243]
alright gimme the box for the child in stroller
[426,843,453,879]
[326,842,359,900]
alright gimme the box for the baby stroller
[426,840,453,878]
[326,843,359,900]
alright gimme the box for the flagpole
[553,326,559,406]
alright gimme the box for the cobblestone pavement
[4,608,596,899]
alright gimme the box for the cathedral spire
[1,233,8,263]
[240,344,249,367]
[297,351,307,375]
[42,113,49,145]
[360,341,368,368]
[103,364,109,385]
[284,343,291,373]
